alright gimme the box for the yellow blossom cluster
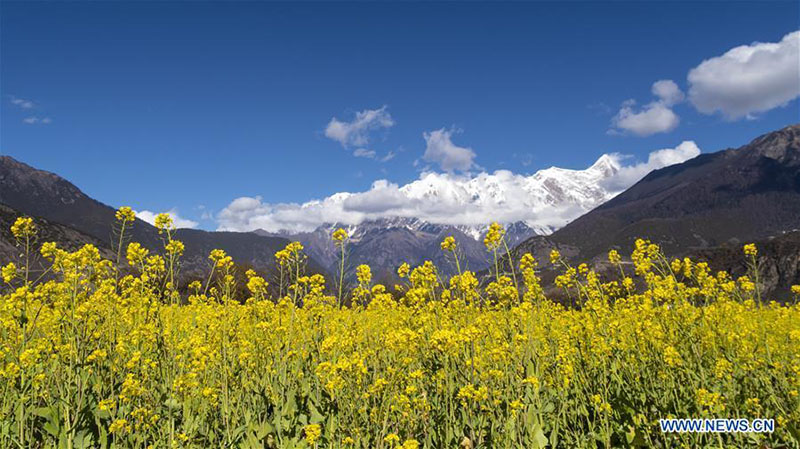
[0,213,798,448]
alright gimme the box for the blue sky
[1,1,798,230]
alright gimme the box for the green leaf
[532,424,548,449]
[43,421,60,439]
[308,401,324,424]
[32,406,55,420]
[73,429,94,449]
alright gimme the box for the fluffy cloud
[217,142,700,233]
[611,80,684,136]
[324,106,394,149]
[611,102,680,137]
[422,128,477,172]
[600,141,701,191]
[688,30,800,119]
[651,80,685,106]
[135,209,199,229]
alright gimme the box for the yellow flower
[246,274,269,297]
[402,439,420,449]
[109,419,129,434]
[2,216,799,447]
[696,388,725,414]
[743,243,757,257]
[154,213,174,233]
[98,399,116,411]
[483,222,505,250]
[522,376,539,389]
[40,241,59,260]
[165,239,185,256]
[663,345,682,367]
[209,249,233,269]
[356,264,372,285]
[1,262,17,284]
[549,249,561,264]
[608,249,621,264]
[304,424,322,445]
[332,228,348,243]
[286,241,304,253]
[397,262,410,278]
[86,348,108,364]
[441,236,456,252]
[115,206,136,223]
[519,253,537,271]
[670,258,682,273]
[126,242,150,266]
[11,216,36,240]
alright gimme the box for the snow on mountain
[261,154,621,271]
[240,144,702,274]
[220,142,700,238]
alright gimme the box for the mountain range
[260,153,626,276]
[1,123,798,296]
[258,219,537,280]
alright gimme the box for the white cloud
[353,148,377,159]
[324,106,394,151]
[217,142,700,233]
[688,30,800,119]
[610,80,684,136]
[380,150,396,162]
[600,141,701,191]
[135,208,199,229]
[22,116,52,125]
[611,101,680,137]
[652,80,685,106]
[422,128,477,172]
[10,96,35,109]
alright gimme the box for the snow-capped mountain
[222,138,706,236]
[256,154,627,275]
[396,153,620,228]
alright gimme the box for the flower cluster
[1,215,798,448]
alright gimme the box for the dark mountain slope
[515,123,800,261]
[261,219,504,281]
[689,231,800,301]
[0,156,325,276]
[0,202,114,265]
[505,124,800,301]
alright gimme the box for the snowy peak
[237,142,704,274]
[267,153,628,242]
[588,154,622,176]
[227,142,700,247]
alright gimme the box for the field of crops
[2,211,799,448]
